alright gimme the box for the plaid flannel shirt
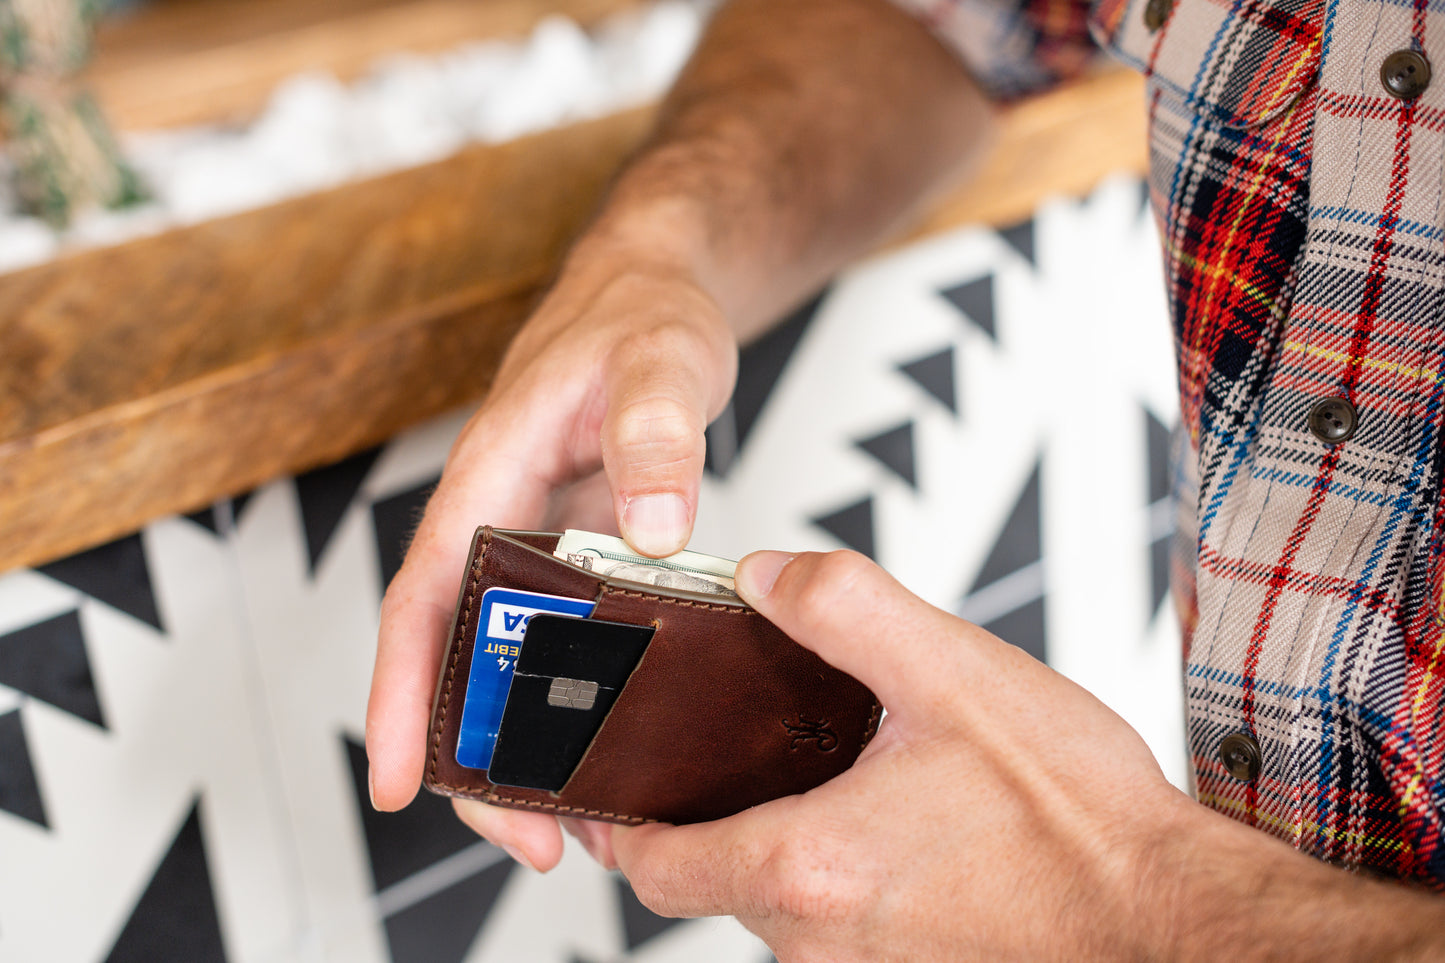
[893,0,1445,887]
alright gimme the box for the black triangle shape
[1145,408,1173,505]
[343,736,481,892]
[617,876,686,951]
[706,287,829,476]
[184,507,220,535]
[371,478,439,594]
[229,489,257,524]
[939,275,996,341]
[897,346,957,415]
[969,462,1042,592]
[1137,178,1152,219]
[295,447,382,574]
[981,595,1047,664]
[0,709,48,829]
[812,496,876,559]
[0,610,104,729]
[998,219,1036,267]
[384,858,514,963]
[105,800,226,963]
[855,422,917,489]
[38,534,163,632]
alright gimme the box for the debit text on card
[454,587,596,770]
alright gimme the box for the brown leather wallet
[422,527,881,825]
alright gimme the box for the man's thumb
[735,550,966,713]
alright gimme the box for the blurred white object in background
[0,0,710,275]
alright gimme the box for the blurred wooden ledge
[900,67,1146,241]
[88,0,644,130]
[0,67,1145,573]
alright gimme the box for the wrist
[565,157,803,338]
[1123,790,1216,962]
[501,194,737,383]
[568,193,716,297]
[1129,793,1445,963]
[1064,783,1199,963]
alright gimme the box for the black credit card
[487,614,655,791]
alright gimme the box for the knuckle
[625,867,684,919]
[756,834,861,924]
[377,585,404,624]
[790,551,872,632]
[377,580,415,633]
[609,394,704,459]
[621,316,717,361]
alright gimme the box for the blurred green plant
[0,0,146,226]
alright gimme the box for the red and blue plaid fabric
[893,0,1445,888]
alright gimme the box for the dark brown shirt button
[1308,397,1358,444]
[1143,0,1173,31]
[1382,50,1431,100]
[1219,733,1262,782]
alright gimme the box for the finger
[453,798,565,872]
[602,323,735,557]
[543,471,620,536]
[367,414,564,812]
[560,817,618,870]
[734,550,981,713]
[611,816,769,919]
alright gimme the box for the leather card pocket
[488,615,655,792]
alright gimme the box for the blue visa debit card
[455,587,596,770]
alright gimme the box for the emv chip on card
[454,587,595,770]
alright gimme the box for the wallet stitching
[428,785,653,824]
[606,587,748,612]
[863,700,883,742]
[427,530,491,786]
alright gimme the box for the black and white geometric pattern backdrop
[0,175,1179,962]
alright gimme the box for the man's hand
[608,551,1445,961]
[607,549,1183,959]
[366,0,992,871]
[366,247,737,863]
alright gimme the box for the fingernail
[502,844,537,872]
[737,551,796,600]
[623,493,689,557]
[368,768,378,811]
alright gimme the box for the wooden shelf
[900,67,1148,241]
[88,0,644,130]
[0,68,1145,573]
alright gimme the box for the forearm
[570,0,992,340]
[1149,799,1445,961]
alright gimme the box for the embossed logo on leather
[783,716,837,752]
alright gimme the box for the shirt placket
[1190,0,1445,876]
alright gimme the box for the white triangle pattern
[0,176,1178,962]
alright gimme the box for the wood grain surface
[0,107,655,569]
[0,69,1146,572]
[88,0,643,130]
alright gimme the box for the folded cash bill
[554,529,737,597]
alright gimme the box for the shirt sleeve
[886,0,1099,100]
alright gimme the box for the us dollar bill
[553,529,737,597]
